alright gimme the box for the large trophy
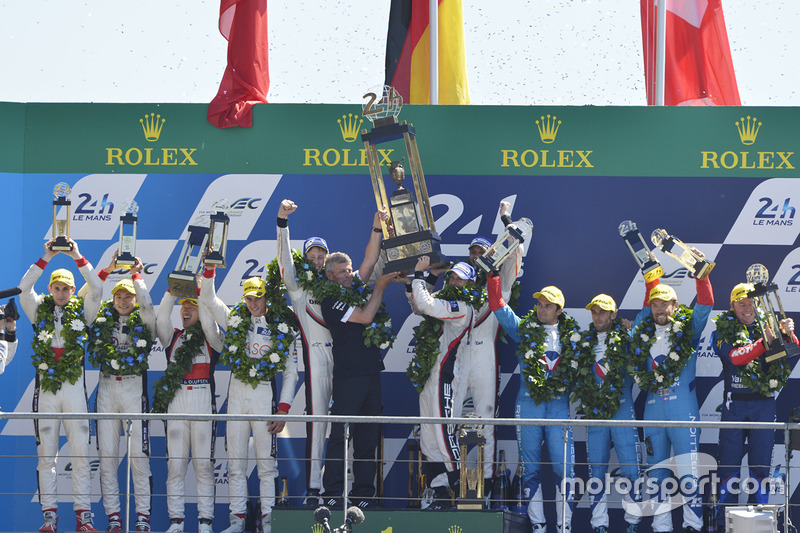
[51,182,73,252]
[457,420,486,509]
[650,228,715,280]
[619,220,663,283]
[168,218,209,297]
[361,85,446,272]
[204,201,230,268]
[116,200,139,269]
[475,218,533,273]
[745,263,800,362]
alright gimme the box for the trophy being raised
[51,182,73,252]
[745,263,800,363]
[619,220,663,283]
[204,200,230,268]
[475,218,533,273]
[361,85,446,272]
[116,200,139,269]
[650,228,715,280]
[168,218,210,298]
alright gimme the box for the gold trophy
[204,201,230,268]
[116,200,138,269]
[51,182,73,251]
[168,218,210,297]
[745,263,800,362]
[457,420,486,509]
[475,218,533,273]
[619,220,663,283]
[361,85,446,272]
[650,228,715,280]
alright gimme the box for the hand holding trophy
[619,220,663,283]
[650,228,715,279]
[745,263,800,362]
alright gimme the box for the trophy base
[382,230,447,274]
[204,255,227,268]
[765,342,800,363]
[695,261,715,280]
[456,498,485,510]
[168,271,199,298]
[643,264,665,284]
[49,238,73,252]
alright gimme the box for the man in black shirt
[319,252,397,509]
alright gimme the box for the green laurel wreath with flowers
[571,319,629,419]
[628,304,694,392]
[31,295,88,394]
[287,249,325,292]
[88,300,153,375]
[406,282,487,393]
[152,322,206,413]
[714,309,791,396]
[517,309,581,404]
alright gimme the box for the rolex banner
[1,102,800,530]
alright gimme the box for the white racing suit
[95,275,156,518]
[276,222,333,493]
[0,330,17,373]
[200,270,299,518]
[20,256,102,512]
[156,291,224,522]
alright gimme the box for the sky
[0,0,798,106]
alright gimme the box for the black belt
[730,391,771,401]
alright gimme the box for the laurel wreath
[88,300,153,376]
[571,319,629,419]
[628,304,694,392]
[288,248,324,293]
[714,309,791,396]
[31,295,88,394]
[152,322,206,413]
[406,282,487,393]
[517,309,581,404]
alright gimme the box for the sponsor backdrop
[1,102,800,530]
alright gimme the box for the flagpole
[655,0,666,106]
[429,0,438,104]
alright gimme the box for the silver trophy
[746,263,800,363]
[117,200,139,269]
[619,220,663,283]
[50,182,73,252]
[204,200,230,268]
[168,217,210,297]
[651,228,715,280]
[475,218,533,273]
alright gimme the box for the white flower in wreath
[558,387,566,392]
[70,319,85,331]
[249,367,258,377]
[769,379,779,389]
[185,333,193,341]
[571,360,579,369]
[570,333,581,343]
[228,315,243,328]
[633,375,641,384]
[380,341,390,350]
[269,352,281,363]
[228,345,238,353]
[669,351,680,361]
[656,373,664,382]
[305,271,313,280]
[672,321,682,332]
[37,330,53,342]
[136,339,148,348]
[278,323,289,334]
[95,316,107,323]
[38,362,48,371]
[110,359,120,370]
[386,319,393,328]
[524,350,535,359]
[640,334,650,342]
[745,361,756,370]
[581,341,590,348]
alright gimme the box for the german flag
[385,0,470,105]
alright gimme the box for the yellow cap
[177,297,198,306]
[111,279,135,295]
[49,268,75,288]
[533,286,565,308]
[585,294,616,312]
[649,284,678,304]
[242,277,267,298]
[730,282,755,304]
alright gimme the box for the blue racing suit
[632,277,713,533]
[488,277,575,529]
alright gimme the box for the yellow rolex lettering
[720,151,738,169]
[179,148,198,165]
[758,151,774,169]
[303,148,321,166]
[540,150,556,168]
[520,149,538,167]
[144,148,161,166]
[341,148,358,167]
[322,148,340,166]
[161,148,178,166]
[360,148,370,166]
[106,148,124,166]
[500,150,519,167]
[377,149,394,165]
[738,151,755,170]
[701,151,719,168]
[558,150,574,167]
[777,152,795,169]
[125,148,143,166]
[576,150,593,168]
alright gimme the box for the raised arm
[276,199,302,295]
[487,272,521,342]
[347,271,398,324]
[19,242,54,322]
[358,209,389,283]
[156,290,179,348]
[198,302,224,353]
[131,258,156,335]
[199,267,230,327]
[67,239,102,323]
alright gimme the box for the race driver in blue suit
[630,262,713,533]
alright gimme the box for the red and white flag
[641,0,741,106]
[207,0,269,128]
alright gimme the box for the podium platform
[272,508,530,532]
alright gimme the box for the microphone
[0,287,21,300]
[344,506,365,526]
[313,506,332,533]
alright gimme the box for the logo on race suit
[45,174,147,241]
[701,117,794,170]
[723,179,800,245]
[105,112,199,167]
[500,113,594,169]
[302,110,394,167]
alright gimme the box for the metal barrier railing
[1,412,796,532]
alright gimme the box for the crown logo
[311,524,324,533]
[338,113,364,143]
[535,114,561,144]
[140,113,166,142]
[448,526,463,533]
[736,116,761,145]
